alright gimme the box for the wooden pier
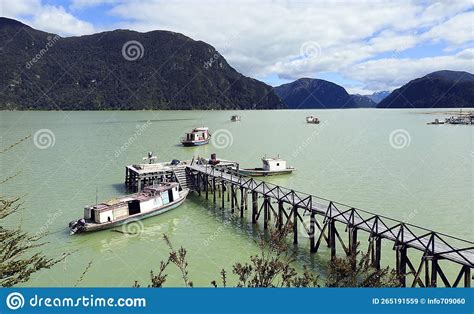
[125,159,239,192]
[184,163,473,288]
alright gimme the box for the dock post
[263,196,269,229]
[329,219,336,258]
[424,257,431,287]
[293,206,298,244]
[430,257,438,287]
[221,181,225,209]
[212,177,216,205]
[395,244,407,287]
[205,175,209,200]
[252,192,257,223]
[240,189,245,218]
[230,184,235,212]
[277,201,283,230]
[374,236,381,270]
[197,173,201,196]
[310,212,316,252]
[244,189,248,212]
[464,266,471,287]
[349,227,358,255]
[240,187,244,214]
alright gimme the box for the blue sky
[2,0,473,93]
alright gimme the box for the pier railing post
[277,201,283,230]
[264,196,269,229]
[252,192,258,224]
[329,219,336,258]
[293,206,298,244]
[395,244,407,287]
[464,267,471,287]
[310,212,316,252]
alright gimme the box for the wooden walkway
[186,163,473,288]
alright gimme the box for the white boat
[306,116,320,124]
[181,127,211,146]
[69,182,188,234]
[238,156,295,176]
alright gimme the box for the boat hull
[71,190,189,234]
[238,168,295,177]
[181,139,210,146]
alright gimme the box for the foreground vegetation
[134,228,401,288]
[0,136,65,287]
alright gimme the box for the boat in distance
[181,127,211,146]
[231,115,241,122]
[238,156,295,176]
[69,182,188,234]
[306,116,320,124]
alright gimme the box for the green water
[0,109,472,287]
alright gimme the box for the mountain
[274,78,356,109]
[377,71,474,108]
[366,91,390,104]
[350,94,377,108]
[0,17,283,110]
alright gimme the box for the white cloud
[422,11,474,45]
[2,0,95,36]
[70,0,121,10]
[106,0,473,89]
[344,48,474,92]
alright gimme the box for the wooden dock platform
[185,163,473,288]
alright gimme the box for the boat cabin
[184,127,210,142]
[83,183,180,224]
[262,157,288,172]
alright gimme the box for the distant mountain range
[366,91,390,104]
[0,18,471,110]
[0,17,283,110]
[377,70,474,108]
[273,79,390,109]
[273,78,357,109]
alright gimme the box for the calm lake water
[0,109,472,287]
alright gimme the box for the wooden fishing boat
[69,183,188,234]
[238,156,295,176]
[181,127,211,146]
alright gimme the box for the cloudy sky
[2,0,473,93]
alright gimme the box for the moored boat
[427,118,444,125]
[231,115,241,122]
[181,127,211,146]
[238,156,295,176]
[306,116,320,124]
[69,182,188,234]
